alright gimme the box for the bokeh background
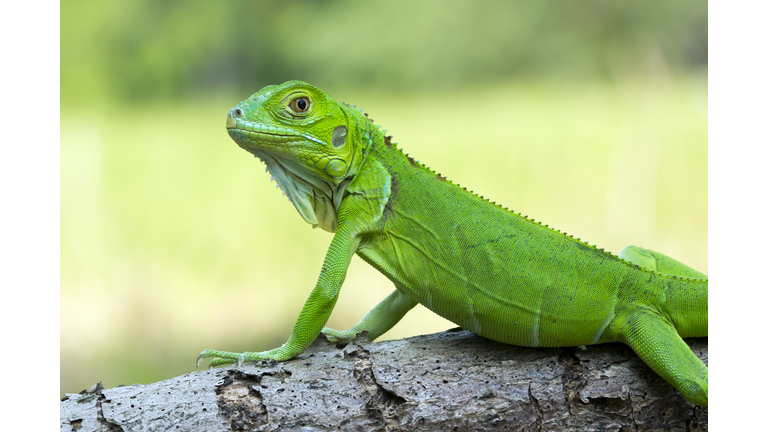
[61,0,707,396]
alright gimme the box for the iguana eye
[290,97,311,114]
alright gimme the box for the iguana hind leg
[619,245,707,279]
[621,308,708,406]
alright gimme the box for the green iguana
[198,81,708,406]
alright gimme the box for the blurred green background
[61,0,707,396]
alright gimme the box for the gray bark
[61,329,707,431]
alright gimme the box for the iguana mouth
[226,116,303,148]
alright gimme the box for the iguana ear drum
[332,126,347,148]
[324,158,347,178]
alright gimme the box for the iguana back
[356,132,706,348]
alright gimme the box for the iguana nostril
[235,108,243,116]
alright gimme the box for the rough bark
[61,329,708,431]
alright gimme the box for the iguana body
[199,81,708,406]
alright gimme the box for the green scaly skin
[198,81,708,406]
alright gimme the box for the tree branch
[60,329,707,431]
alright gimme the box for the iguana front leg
[198,224,362,367]
[322,287,418,343]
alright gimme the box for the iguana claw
[321,327,357,344]
[197,349,244,368]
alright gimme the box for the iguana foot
[197,342,306,368]
[197,349,272,368]
[321,327,360,343]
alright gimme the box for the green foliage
[62,0,706,105]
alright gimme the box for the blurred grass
[61,75,706,396]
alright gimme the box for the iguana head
[226,81,369,232]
